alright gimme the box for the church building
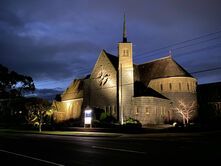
[53,16,198,126]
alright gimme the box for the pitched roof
[61,79,84,101]
[103,50,118,70]
[134,81,168,99]
[136,56,193,84]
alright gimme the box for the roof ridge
[172,58,193,78]
[138,55,171,66]
[102,49,118,70]
[104,50,117,58]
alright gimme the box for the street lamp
[84,106,92,128]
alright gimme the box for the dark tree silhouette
[0,64,35,98]
[0,64,35,126]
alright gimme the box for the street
[0,130,221,165]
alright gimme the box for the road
[0,130,221,166]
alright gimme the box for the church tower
[118,14,134,124]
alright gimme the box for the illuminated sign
[84,109,92,126]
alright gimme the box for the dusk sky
[1,0,221,98]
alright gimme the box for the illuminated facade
[53,17,198,125]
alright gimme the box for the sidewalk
[58,124,175,133]
[0,124,174,138]
[0,124,206,138]
[0,128,122,137]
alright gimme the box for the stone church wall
[131,96,171,125]
[53,99,83,123]
[119,68,134,118]
[83,51,118,118]
[149,77,198,123]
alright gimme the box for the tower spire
[123,13,127,43]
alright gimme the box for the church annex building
[53,17,198,126]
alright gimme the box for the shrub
[98,112,117,127]
[124,117,142,128]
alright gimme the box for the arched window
[160,84,163,91]
[136,107,139,114]
[160,107,166,116]
[179,83,182,91]
[126,50,129,56]
[193,82,196,92]
[187,83,190,91]
[169,83,172,91]
[123,49,129,56]
[146,107,150,115]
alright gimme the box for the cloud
[0,21,99,81]
[26,88,63,101]
[0,0,221,90]
[0,8,24,27]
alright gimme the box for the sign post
[84,107,92,128]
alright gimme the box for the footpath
[0,124,206,138]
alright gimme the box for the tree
[0,64,35,126]
[54,94,61,101]
[0,64,35,98]
[25,98,54,132]
[174,100,197,126]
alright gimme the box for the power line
[36,63,221,89]
[134,36,221,61]
[172,36,221,51]
[62,30,221,78]
[175,43,221,58]
[35,51,221,86]
[36,44,221,87]
[191,66,221,74]
[42,29,221,84]
[35,30,221,87]
[53,29,221,78]
[134,29,221,59]
[55,65,221,97]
